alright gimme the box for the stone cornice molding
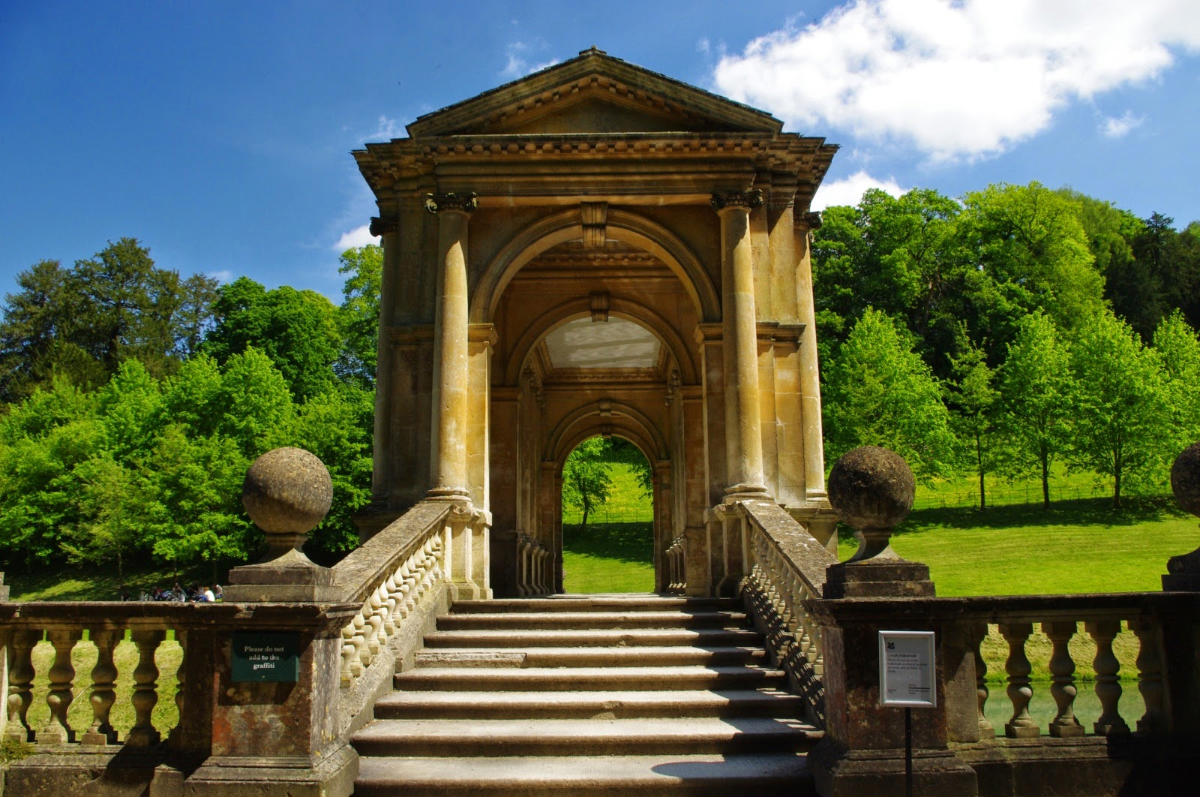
[424,192,478,214]
[711,189,764,213]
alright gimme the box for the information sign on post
[878,630,936,708]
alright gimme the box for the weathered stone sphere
[242,447,333,534]
[828,446,915,531]
[1171,442,1200,518]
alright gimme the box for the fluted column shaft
[427,193,476,500]
[714,191,767,498]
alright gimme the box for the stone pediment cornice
[405,48,782,137]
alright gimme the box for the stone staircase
[352,594,821,796]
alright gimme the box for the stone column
[713,190,768,499]
[425,192,477,502]
[796,211,828,499]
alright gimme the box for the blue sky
[2,0,1198,301]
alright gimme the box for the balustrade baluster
[1085,620,1130,736]
[40,628,81,744]
[340,621,358,686]
[999,622,1039,738]
[364,585,385,661]
[968,623,993,737]
[1044,621,1084,737]
[6,629,37,742]
[82,629,119,745]
[382,572,400,637]
[1128,617,1165,734]
[126,629,164,747]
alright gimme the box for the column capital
[798,211,823,231]
[711,189,764,213]
[369,216,398,237]
[425,192,478,214]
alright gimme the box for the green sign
[232,631,299,683]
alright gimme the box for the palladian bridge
[0,49,1197,797]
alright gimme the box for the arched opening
[486,224,702,598]
[560,435,654,593]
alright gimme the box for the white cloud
[333,225,379,252]
[207,269,233,284]
[1101,111,1145,138]
[714,0,1200,161]
[500,42,558,79]
[812,170,906,210]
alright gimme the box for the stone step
[355,753,817,797]
[450,596,742,614]
[353,717,820,757]
[423,626,764,649]
[435,610,748,631]
[413,645,767,669]
[394,665,787,692]
[373,687,808,720]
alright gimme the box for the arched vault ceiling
[543,317,660,370]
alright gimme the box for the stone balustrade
[936,595,1196,742]
[732,499,839,726]
[515,533,552,596]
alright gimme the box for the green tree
[947,334,1000,509]
[822,308,957,479]
[336,245,382,388]
[996,312,1074,509]
[1068,310,1170,508]
[1152,311,1200,457]
[562,436,614,527]
[204,277,342,400]
[812,188,966,371]
[956,183,1106,359]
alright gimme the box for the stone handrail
[329,499,491,735]
[734,499,839,726]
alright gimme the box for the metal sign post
[879,630,936,797]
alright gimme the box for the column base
[722,483,769,500]
[425,488,471,505]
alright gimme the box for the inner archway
[560,435,654,593]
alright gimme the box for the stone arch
[474,207,720,324]
[546,399,669,466]
[501,296,699,386]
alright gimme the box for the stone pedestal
[824,559,935,599]
[224,549,338,602]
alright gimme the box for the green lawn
[562,463,655,592]
[837,497,1195,596]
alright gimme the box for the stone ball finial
[1171,442,1200,518]
[828,446,915,562]
[242,447,332,560]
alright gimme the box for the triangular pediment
[406,47,783,138]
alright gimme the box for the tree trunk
[1113,464,1122,510]
[976,435,986,511]
[1040,449,1050,510]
